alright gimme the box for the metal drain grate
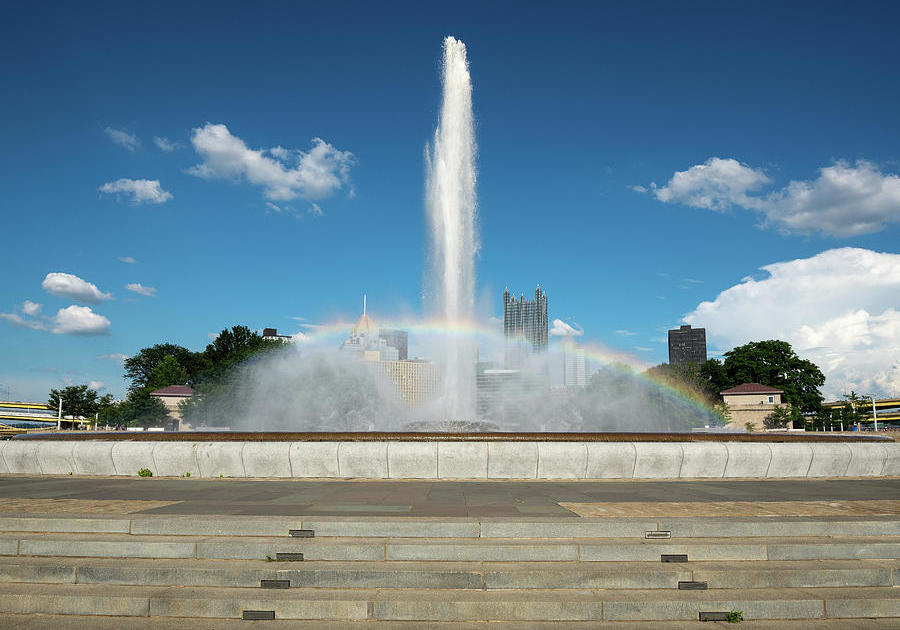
[645,530,671,539]
[275,552,304,561]
[678,581,708,590]
[243,610,275,620]
[660,554,688,562]
[260,579,290,589]
[289,529,315,538]
[699,611,730,622]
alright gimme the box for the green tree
[124,344,202,391]
[48,385,100,420]
[146,355,189,391]
[201,326,283,379]
[117,389,169,428]
[180,327,288,427]
[96,394,122,427]
[764,405,793,429]
[719,340,825,413]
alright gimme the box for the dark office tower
[668,325,707,365]
[379,329,408,361]
[504,286,549,354]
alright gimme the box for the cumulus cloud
[764,161,900,236]
[684,248,900,398]
[118,256,137,264]
[650,157,770,210]
[126,283,157,297]
[98,353,129,364]
[99,178,172,205]
[89,380,105,391]
[22,301,41,316]
[51,305,111,336]
[42,272,112,303]
[152,136,181,151]
[0,312,46,330]
[187,123,355,201]
[550,319,584,337]
[639,158,900,237]
[4,302,112,336]
[104,127,140,151]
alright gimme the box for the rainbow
[286,317,718,416]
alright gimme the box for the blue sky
[2,1,899,401]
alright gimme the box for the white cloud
[89,380,105,391]
[764,161,900,236]
[97,353,129,364]
[265,202,282,213]
[290,331,310,343]
[629,185,648,193]
[99,178,172,205]
[126,283,157,297]
[615,329,638,336]
[187,123,355,201]
[104,127,140,151]
[22,301,41,316]
[650,157,770,210]
[152,136,181,151]
[0,312,46,330]
[684,248,900,398]
[117,256,137,264]
[308,203,324,217]
[550,319,584,337]
[51,306,111,336]
[635,346,653,352]
[642,157,900,237]
[42,272,112,303]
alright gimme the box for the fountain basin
[3,432,896,480]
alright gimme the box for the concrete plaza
[0,476,897,517]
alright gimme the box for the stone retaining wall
[1,440,898,479]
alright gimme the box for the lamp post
[870,395,879,431]
[57,397,63,431]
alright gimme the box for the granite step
[0,556,894,590]
[0,514,898,538]
[3,616,900,629]
[2,532,899,562]
[0,583,897,620]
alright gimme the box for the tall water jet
[426,36,478,420]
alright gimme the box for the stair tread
[0,582,897,600]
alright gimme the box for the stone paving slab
[560,500,900,517]
[0,498,180,514]
[0,477,897,517]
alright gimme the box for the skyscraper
[562,338,587,388]
[379,329,408,361]
[504,286,548,366]
[668,324,707,365]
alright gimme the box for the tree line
[49,326,284,427]
[643,339,824,428]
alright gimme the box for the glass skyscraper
[503,286,548,367]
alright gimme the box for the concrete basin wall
[1,439,897,479]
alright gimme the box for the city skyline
[1,2,899,402]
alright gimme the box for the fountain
[426,36,478,421]
[3,37,896,481]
